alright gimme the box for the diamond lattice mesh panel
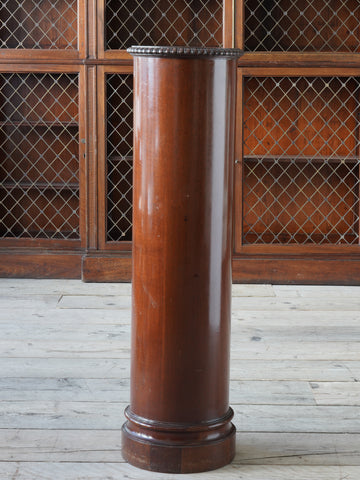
[106,0,223,49]
[0,73,79,240]
[106,74,133,242]
[0,0,77,50]
[245,0,360,52]
[243,77,360,244]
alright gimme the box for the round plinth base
[121,408,236,473]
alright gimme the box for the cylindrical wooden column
[122,46,242,474]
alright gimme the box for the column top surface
[127,46,243,58]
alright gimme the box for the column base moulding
[81,254,132,282]
[121,407,236,474]
[0,251,82,279]
[232,256,360,285]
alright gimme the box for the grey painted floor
[0,279,359,479]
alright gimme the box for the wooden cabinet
[234,0,360,283]
[1,0,360,283]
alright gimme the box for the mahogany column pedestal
[122,46,242,474]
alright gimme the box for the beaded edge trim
[127,46,243,57]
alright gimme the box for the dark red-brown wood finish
[121,46,241,473]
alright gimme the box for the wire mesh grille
[0,73,79,240]
[243,76,360,245]
[0,0,78,50]
[245,0,360,52]
[106,74,133,242]
[106,0,223,50]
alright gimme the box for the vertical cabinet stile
[234,68,244,253]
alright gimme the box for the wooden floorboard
[0,280,359,479]
[1,431,359,465]
[0,463,359,480]
[0,378,316,404]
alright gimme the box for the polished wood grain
[232,257,360,285]
[122,46,240,473]
[82,255,132,283]
[0,253,82,279]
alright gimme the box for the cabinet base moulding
[0,252,82,279]
[232,257,360,285]
[2,254,359,284]
[80,255,360,284]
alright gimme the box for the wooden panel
[235,0,244,49]
[82,255,132,282]
[0,253,82,278]
[86,65,98,250]
[78,66,87,248]
[234,68,243,252]
[232,257,360,284]
[223,0,235,48]
[239,52,360,69]
[81,256,360,284]
[78,0,87,59]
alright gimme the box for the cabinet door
[98,0,226,59]
[0,0,86,59]
[0,66,86,250]
[241,0,360,53]
[97,66,134,251]
[234,71,360,254]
